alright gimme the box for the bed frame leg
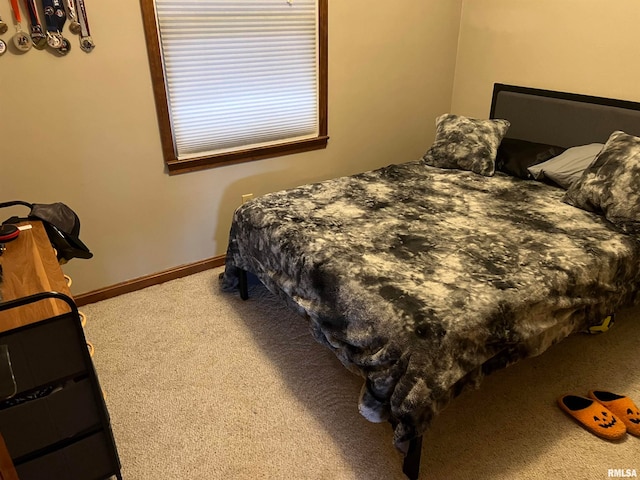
[239,269,249,300]
[402,435,423,480]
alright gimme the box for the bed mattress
[222,160,640,449]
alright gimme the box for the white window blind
[154,0,320,160]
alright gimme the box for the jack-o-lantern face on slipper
[593,411,618,429]
[558,394,627,440]
[588,390,640,435]
[627,408,640,425]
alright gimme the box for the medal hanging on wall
[0,13,7,56]
[9,0,33,52]
[23,0,47,49]
[41,0,70,55]
[63,0,79,34]
[0,12,8,33]
[73,0,94,53]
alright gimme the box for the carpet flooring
[82,267,640,479]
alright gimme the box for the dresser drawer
[0,313,86,392]
[15,431,118,480]
[0,378,101,459]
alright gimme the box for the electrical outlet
[242,193,254,204]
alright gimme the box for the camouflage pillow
[422,114,510,176]
[563,130,640,234]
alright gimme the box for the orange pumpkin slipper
[557,394,626,440]
[588,390,640,437]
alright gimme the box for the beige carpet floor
[82,267,640,479]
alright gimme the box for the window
[140,0,328,174]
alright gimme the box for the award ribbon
[64,0,80,34]
[74,0,94,52]
[41,0,70,55]
[23,0,46,49]
[9,0,32,51]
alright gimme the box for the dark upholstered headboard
[489,83,640,148]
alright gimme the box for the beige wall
[0,1,462,294]
[452,0,640,118]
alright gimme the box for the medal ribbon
[64,0,77,24]
[75,0,90,38]
[9,0,32,51]
[41,0,66,33]
[9,0,23,24]
[23,0,42,27]
[24,0,42,32]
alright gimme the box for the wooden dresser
[0,222,121,480]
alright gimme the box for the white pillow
[527,143,604,189]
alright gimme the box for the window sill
[166,135,329,175]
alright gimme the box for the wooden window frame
[140,0,329,175]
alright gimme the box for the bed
[221,84,640,479]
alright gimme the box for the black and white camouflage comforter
[221,161,640,450]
